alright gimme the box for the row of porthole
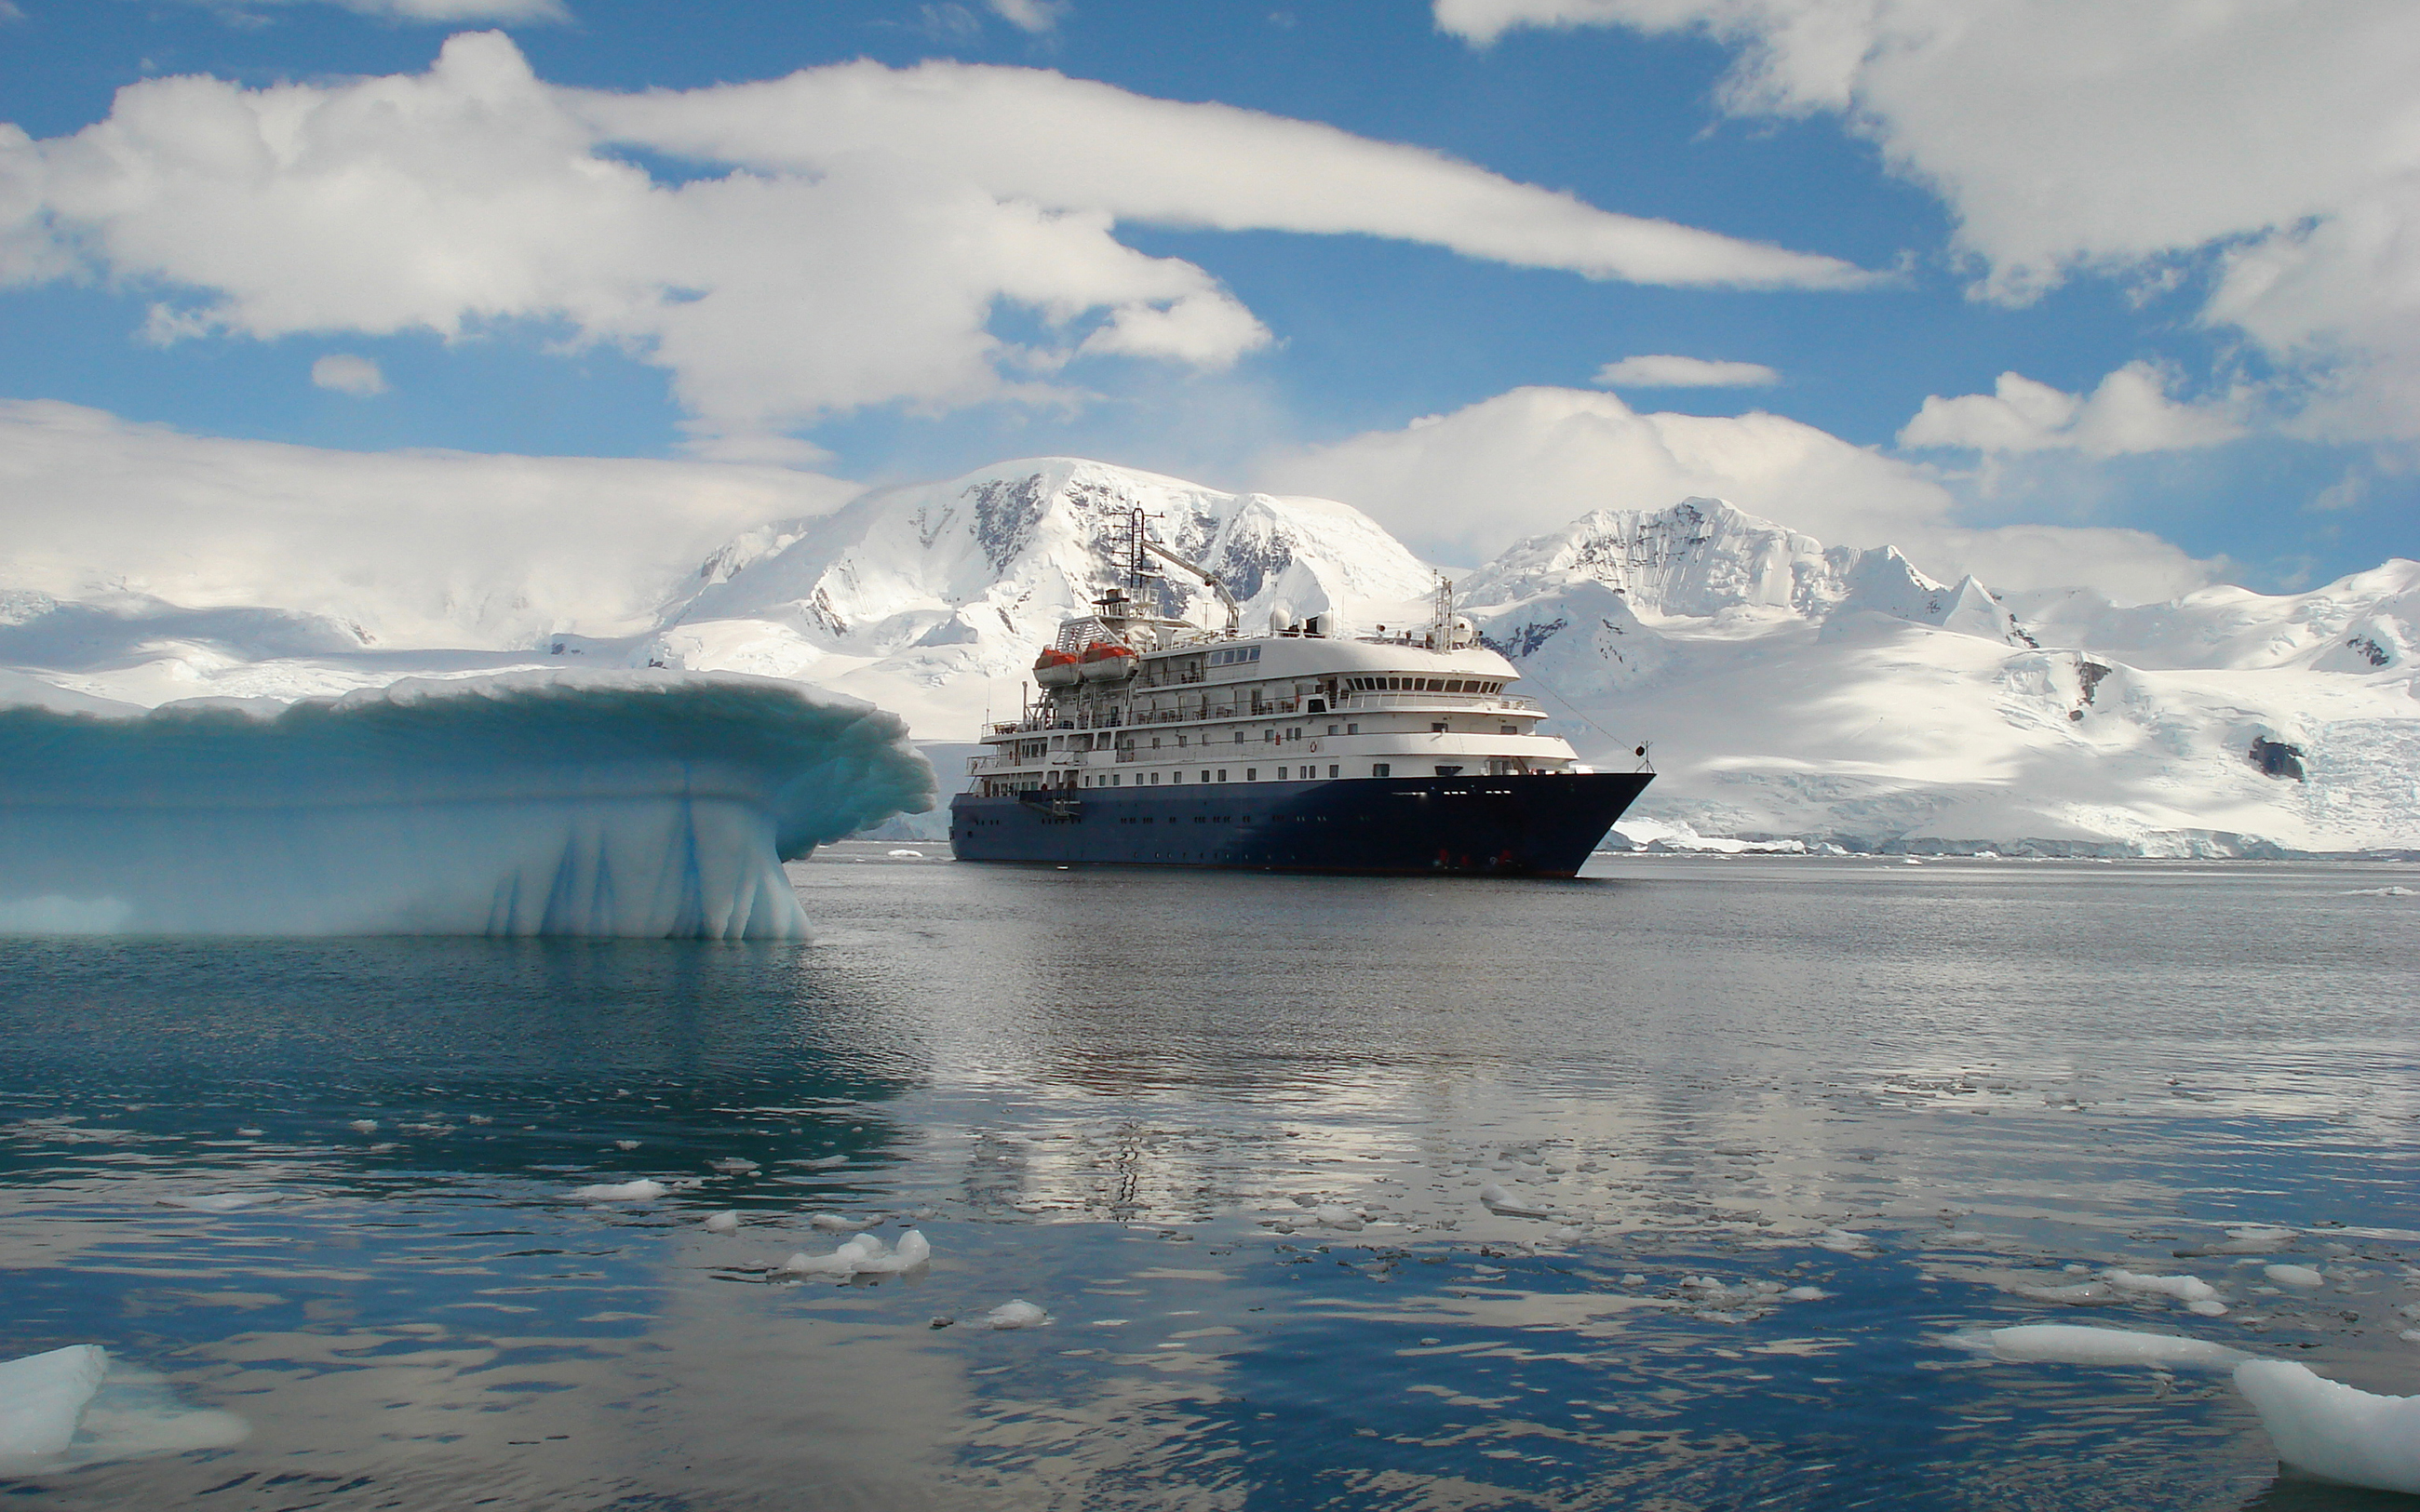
[1083,764,1375,787]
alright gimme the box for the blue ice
[0,670,933,938]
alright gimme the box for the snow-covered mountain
[637,458,1437,732]
[3,457,2413,856]
[1462,500,2418,856]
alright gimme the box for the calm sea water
[2,850,2416,1510]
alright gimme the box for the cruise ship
[948,528,1651,875]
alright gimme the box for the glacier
[0,670,933,938]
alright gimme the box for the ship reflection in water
[1,847,2414,1509]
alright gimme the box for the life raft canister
[1076,641,1139,682]
[1033,648,1082,687]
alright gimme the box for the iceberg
[0,670,933,938]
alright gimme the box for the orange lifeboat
[1076,641,1139,682]
[1032,648,1082,688]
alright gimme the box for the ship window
[1246,768,1257,781]
[1372,763,1391,777]
[1150,736,1161,748]
[1176,733,1187,747]
[1347,723,1359,735]
[1263,729,1274,743]
[1275,767,1286,780]
[1217,769,1228,782]
[1233,730,1244,743]
[1500,724,1518,735]
[1328,765,1338,778]
[1150,771,1160,784]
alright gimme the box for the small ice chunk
[2187,1298,2229,1316]
[2236,1360,2420,1494]
[571,1179,666,1201]
[2103,1268,2221,1307]
[2015,1281,2117,1305]
[854,1229,931,1275]
[709,1158,760,1173]
[703,1211,740,1234]
[614,1139,640,1151]
[347,1119,378,1133]
[808,1212,869,1232]
[1784,1286,1827,1301]
[1479,1183,1552,1219]
[235,1128,263,1138]
[984,1300,1049,1330]
[1312,1205,1365,1230]
[775,1229,929,1278]
[887,849,924,858]
[467,1115,492,1125]
[158,1194,269,1212]
[1814,1228,1875,1254]
[1902,856,1923,865]
[1962,1324,2247,1369]
[0,1345,109,1458]
[2265,1264,2325,1289]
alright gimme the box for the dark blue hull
[948,772,1651,876]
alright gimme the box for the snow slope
[1466,502,2420,855]
[1,457,2413,856]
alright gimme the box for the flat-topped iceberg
[0,670,932,938]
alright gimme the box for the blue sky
[2,0,2413,594]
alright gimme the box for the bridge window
[1372,763,1391,777]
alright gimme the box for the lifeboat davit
[1033,648,1082,688]
[1077,641,1139,682]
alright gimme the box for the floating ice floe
[2236,1360,2420,1494]
[2342,886,2415,897]
[347,1119,378,1133]
[808,1211,872,1232]
[2104,1268,2226,1314]
[613,1139,640,1151]
[774,1229,930,1278]
[0,1345,108,1458]
[1953,1324,2247,1369]
[155,1193,271,1212]
[0,1347,247,1465]
[235,1127,263,1137]
[1813,1228,1876,1254]
[709,1157,760,1174]
[2012,1279,2118,1305]
[2177,1225,2298,1256]
[887,849,924,858]
[703,1211,740,1234]
[2265,1264,2326,1288]
[571,1179,666,1201]
[1478,1183,1552,1219]
[983,1300,1049,1330]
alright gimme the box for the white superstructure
[969,582,1585,800]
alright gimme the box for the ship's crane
[1124,512,1241,636]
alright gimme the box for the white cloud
[1255,384,2212,601]
[988,0,1069,33]
[1898,363,2242,457]
[1434,0,2420,441]
[0,33,1869,448]
[570,59,1873,291]
[310,353,387,395]
[1594,354,1777,388]
[0,399,853,647]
